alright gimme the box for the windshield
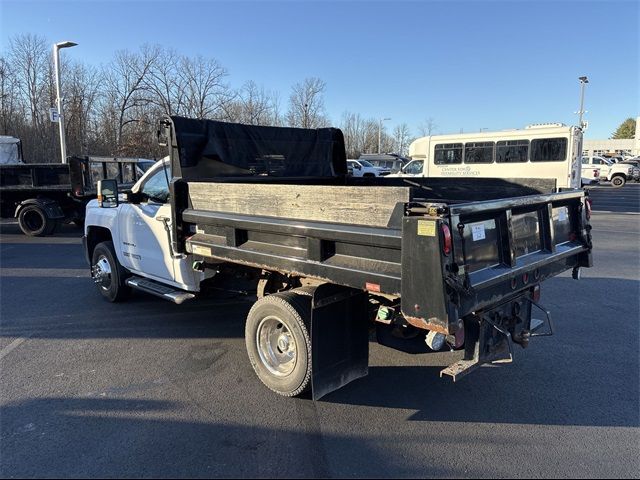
[359,160,374,167]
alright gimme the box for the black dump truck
[84,116,593,399]
[0,154,154,235]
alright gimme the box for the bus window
[464,142,494,163]
[496,140,529,163]
[434,143,463,164]
[531,138,567,162]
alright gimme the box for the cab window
[141,166,170,203]
[403,160,424,174]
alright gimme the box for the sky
[1,0,638,139]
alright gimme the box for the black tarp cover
[168,116,347,179]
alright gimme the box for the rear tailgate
[449,189,592,316]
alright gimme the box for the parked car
[617,161,640,182]
[582,156,635,187]
[358,153,408,174]
[346,159,390,177]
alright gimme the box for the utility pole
[53,40,78,164]
[577,76,589,129]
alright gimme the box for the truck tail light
[441,223,452,256]
[585,197,592,220]
[532,284,541,302]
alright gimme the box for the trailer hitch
[440,314,513,382]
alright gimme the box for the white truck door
[118,165,175,282]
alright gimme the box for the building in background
[582,116,640,157]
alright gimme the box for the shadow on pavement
[0,396,475,478]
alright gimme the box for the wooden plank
[188,182,410,228]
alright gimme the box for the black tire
[17,205,56,237]
[611,175,626,188]
[245,291,313,397]
[91,241,130,302]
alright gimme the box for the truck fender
[14,197,65,220]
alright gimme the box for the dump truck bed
[177,177,591,318]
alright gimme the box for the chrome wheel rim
[256,315,297,377]
[93,255,112,291]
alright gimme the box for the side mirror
[98,179,118,208]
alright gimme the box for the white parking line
[0,268,89,278]
[0,334,32,361]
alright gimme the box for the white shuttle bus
[391,123,584,189]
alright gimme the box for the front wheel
[245,290,313,397]
[91,241,130,302]
[611,175,626,188]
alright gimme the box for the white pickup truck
[581,156,638,187]
[346,159,390,177]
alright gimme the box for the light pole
[53,40,78,164]
[577,76,589,129]
[378,117,391,153]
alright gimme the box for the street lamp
[53,40,78,164]
[378,117,391,154]
[577,76,589,130]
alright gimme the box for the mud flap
[311,284,369,400]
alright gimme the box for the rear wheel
[17,205,57,236]
[611,175,626,187]
[91,241,130,302]
[245,290,313,397]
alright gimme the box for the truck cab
[0,136,24,165]
[85,158,205,301]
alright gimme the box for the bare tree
[143,46,186,116]
[340,111,396,157]
[392,123,413,156]
[286,77,328,128]
[418,117,438,136]
[102,45,159,153]
[237,81,274,125]
[0,56,20,135]
[179,54,230,120]
[62,60,102,156]
[9,34,50,129]
[7,33,60,161]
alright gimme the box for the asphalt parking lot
[1,186,638,478]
